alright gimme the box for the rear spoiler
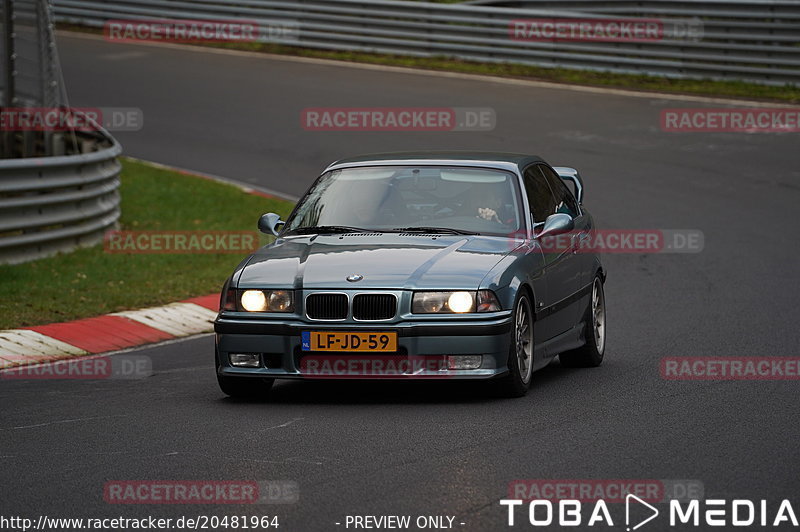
[553,166,584,205]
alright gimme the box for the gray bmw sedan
[215,152,606,398]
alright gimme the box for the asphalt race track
[1,33,799,531]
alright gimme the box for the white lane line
[265,418,304,431]
[58,30,789,108]
[113,302,215,337]
[0,415,128,431]
[0,330,87,361]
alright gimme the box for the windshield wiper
[391,226,479,236]
[288,225,370,235]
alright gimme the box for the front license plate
[301,331,397,352]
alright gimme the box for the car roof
[324,151,545,174]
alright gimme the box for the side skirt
[540,322,586,359]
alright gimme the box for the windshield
[283,165,523,236]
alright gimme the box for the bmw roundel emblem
[346,274,363,282]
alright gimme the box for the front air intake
[353,294,396,321]
[306,293,348,320]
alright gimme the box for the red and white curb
[0,294,219,369]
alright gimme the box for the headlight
[416,292,451,313]
[267,290,293,312]
[447,292,474,313]
[411,292,475,314]
[241,290,267,312]
[412,290,501,314]
[223,289,294,312]
[412,291,474,313]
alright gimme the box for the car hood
[237,234,517,290]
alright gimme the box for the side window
[523,166,557,223]
[539,165,580,218]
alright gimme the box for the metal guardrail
[52,0,800,85]
[2,0,76,158]
[0,128,122,264]
[1,0,122,265]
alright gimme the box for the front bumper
[215,314,513,380]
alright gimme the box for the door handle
[571,232,585,254]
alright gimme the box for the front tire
[560,276,606,368]
[496,292,534,398]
